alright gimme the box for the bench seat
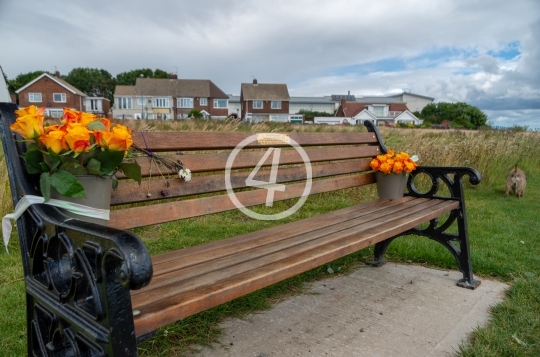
[132,196,458,337]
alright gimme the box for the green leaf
[118,162,142,184]
[87,120,107,131]
[60,162,88,176]
[39,162,49,172]
[27,142,40,152]
[40,173,52,202]
[86,158,103,175]
[112,175,119,191]
[24,150,45,174]
[48,149,62,170]
[94,150,125,175]
[50,171,86,198]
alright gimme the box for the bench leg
[366,238,397,267]
[366,210,481,290]
[407,210,481,290]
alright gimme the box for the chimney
[169,73,178,79]
[55,71,60,78]
[348,90,350,96]
[341,98,346,108]
[253,78,258,86]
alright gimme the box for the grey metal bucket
[375,172,407,200]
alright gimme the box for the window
[372,106,384,116]
[137,97,146,106]
[177,98,193,108]
[29,93,42,102]
[45,109,63,118]
[154,98,170,108]
[253,100,263,109]
[271,101,281,109]
[199,98,207,106]
[117,97,132,109]
[214,99,228,108]
[87,99,102,111]
[53,93,66,102]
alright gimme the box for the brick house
[240,79,290,122]
[113,75,229,120]
[15,72,90,118]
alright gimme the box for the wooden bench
[0,102,481,357]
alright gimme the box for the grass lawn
[1,122,539,356]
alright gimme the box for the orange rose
[380,162,392,174]
[392,161,404,174]
[369,158,381,171]
[62,108,81,124]
[64,123,91,153]
[94,130,112,148]
[107,125,133,151]
[10,110,45,139]
[15,105,45,118]
[99,118,111,131]
[40,130,69,154]
[404,159,417,173]
[80,112,98,126]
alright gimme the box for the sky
[1,0,539,128]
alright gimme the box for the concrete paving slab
[196,263,508,357]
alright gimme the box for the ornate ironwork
[1,103,153,356]
[364,120,481,289]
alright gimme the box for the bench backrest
[110,129,384,229]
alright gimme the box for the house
[335,98,422,126]
[84,97,111,117]
[289,96,336,115]
[112,76,229,120]
[386,91,434,113]
[15,72,88,118]
[240,79,290,122]
[227,95,241,118]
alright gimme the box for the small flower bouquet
[369,150,418,174]
[10,106,141,201]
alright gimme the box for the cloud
[1,0,539,127]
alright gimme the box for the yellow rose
[15,105,44,118]
[62,108,81,124]
[10,112,45,140]
[107,125,133,151]
[94,130,112,148]
[64,124,91,153]
[80,112,98,126]
[40,130,69,154]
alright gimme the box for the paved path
[196,263,507,357]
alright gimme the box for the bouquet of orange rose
[369,149,418,174]
[10,105,141,201]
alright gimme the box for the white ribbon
[2,195,110,253]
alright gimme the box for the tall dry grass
[380,128,540,187]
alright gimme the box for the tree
[417,102,487,129]
[63,68,116,102]
[6,70,49,94]
[187,109,203,119]
[297,109,334,119]
[115,68,170,86]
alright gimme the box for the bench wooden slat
[132,132,379,151]
[117,145,381,178]
[110,173,375,229]
[111,160,371,205]
[132,198,459,337]
[131,198,439,296]
[148,197,415,266]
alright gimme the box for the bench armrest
[407,166,481,200]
